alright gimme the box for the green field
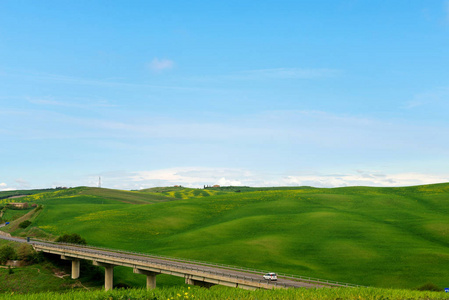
[3,183,449,290]
[0,264,81,293]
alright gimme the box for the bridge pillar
[71,260,80,279]
[133,268,158,289]
[93,261,115,291]
[60,255,80,279]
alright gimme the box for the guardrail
[32,240,294,289]
[30,237,365,288]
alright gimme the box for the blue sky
[1,1,449,190]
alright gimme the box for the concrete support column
[146,274,156,289]
[133,268,158,289]
[61,255,80,279]
[71,260,80,279]
[93,261,115,291]
[104,265,114,291]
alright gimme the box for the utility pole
[99,176,101,188]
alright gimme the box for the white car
[263,272,277,281]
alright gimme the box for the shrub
[114,282,131,289]
[416,282,442,291]
[0,245,17,264]
[19,220,31,228]
[55,233,87,245]
[17,244,37,262]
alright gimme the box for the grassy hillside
[11,187,175,205]
[7,183,449,289]
[140,186,224,199]
[140,185,318,199]
[0,188,65,202]
[78,187,175,204]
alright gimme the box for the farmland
[2,184,449,290]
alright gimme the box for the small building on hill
[7,202,28,209]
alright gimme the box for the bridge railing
[32,239,298,289]
[29,237,365,288]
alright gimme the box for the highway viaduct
[0,234,358,291]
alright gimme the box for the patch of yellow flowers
[168,287,194,300]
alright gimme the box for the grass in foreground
[0,286,448,300]
[0,264,83,293]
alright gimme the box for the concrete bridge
[0,235,359,291]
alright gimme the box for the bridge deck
[0,235,357,290]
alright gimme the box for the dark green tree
[0,245,17,264]
[55,233,87,245]
[19,220,31,228]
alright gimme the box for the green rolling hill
[3,183,449,289]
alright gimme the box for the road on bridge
[0,235,355,290]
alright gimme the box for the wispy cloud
[189,67,342,83]
[27,98,116,109]
[229,68,341,80]
[404,87,449,109]
[15,178,31,189]
[6,109,449,156]
[149,58,175,71]
[0,68,210,92]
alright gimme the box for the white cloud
[216,177,243,186]
[149,58,175,71]
[0,183,14,191]
[95,167,449,190]
[283,172,449,188]
[130,167,251,188]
